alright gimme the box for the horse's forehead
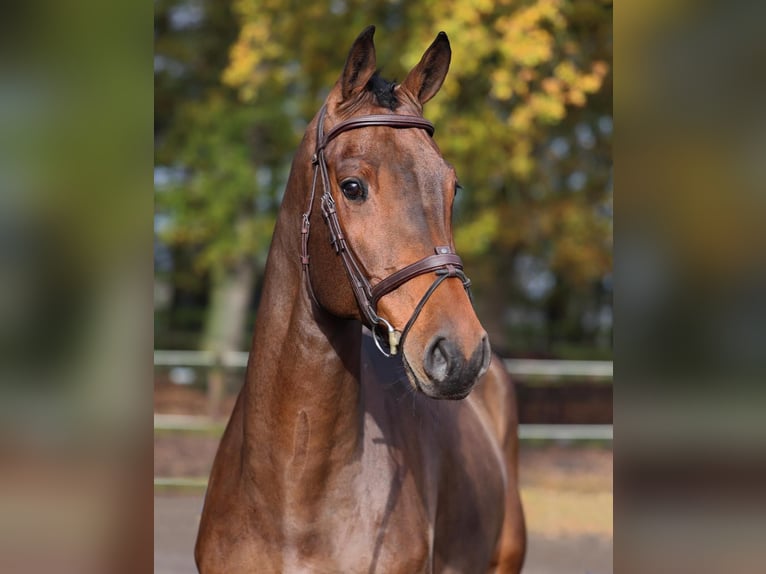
[337,124,444,169]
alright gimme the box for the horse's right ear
[400,31,451,106]
[340,26,378,101]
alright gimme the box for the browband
[316,114,435,156]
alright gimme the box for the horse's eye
[340,179,366,200]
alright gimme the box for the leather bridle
[300,105,472,357]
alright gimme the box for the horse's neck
[238,171,363,500]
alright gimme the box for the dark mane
[366,72,399,110]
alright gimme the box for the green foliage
[155,0,613,355]
[155,0,288,274]
[156,95,285,271]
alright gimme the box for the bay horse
[195,26,525,573]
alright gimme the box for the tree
[221,0,613,356]
[155,0,291,363]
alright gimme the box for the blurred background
[154,1,613,573]
[4,0,765,572]
[154,0,613,362]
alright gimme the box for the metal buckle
[372,316,401,357]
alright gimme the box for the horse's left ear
[400,32,451,105]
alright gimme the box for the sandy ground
[155,492,611,574]
[154,441,612,573]
[154,383,612,572]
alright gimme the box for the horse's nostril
[423,334,489,390]
[424,337,451,383]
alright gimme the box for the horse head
[305,26,490,400]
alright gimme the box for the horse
[195,26,526,573]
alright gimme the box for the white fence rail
[154,349,249,368]
[154,354,612,489]
[154,351,612,452]
[155,414,612,441]
[154,416,612,489]
[153,417,612,489]
[503,359,612,379]
[154,350,612,379]
[518,424,612,441]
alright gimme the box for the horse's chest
[337,401,506,572]
[364,395,507,570]
[298,445,433,573]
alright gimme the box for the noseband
[300,105,472,357]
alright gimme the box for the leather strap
[370,252,464,310]
[316,114,434,156]
[301,105,472,356]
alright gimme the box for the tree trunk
[203,260,255,419]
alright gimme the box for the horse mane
[366,71,399,110]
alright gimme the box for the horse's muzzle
[420,333,491,399]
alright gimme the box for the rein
[301,105,472,357]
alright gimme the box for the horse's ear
[400,32,451,105]
[340,25,378,101]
